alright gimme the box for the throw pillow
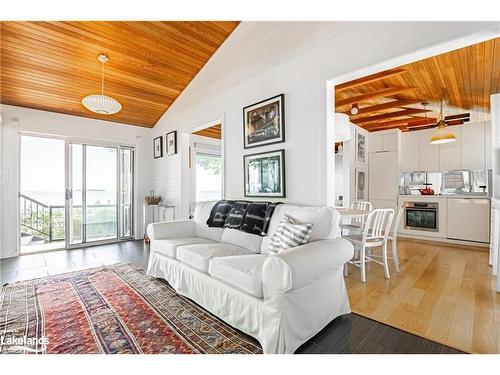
[268,214,313,253]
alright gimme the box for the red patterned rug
[0,262,262,354]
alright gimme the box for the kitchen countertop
[398,194,491,199]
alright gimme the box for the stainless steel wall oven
[404,202,439,232]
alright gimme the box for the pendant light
[334,113,352,142]
[429,99,456,145]
[82,54,122,115]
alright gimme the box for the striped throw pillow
[268,214,313,253]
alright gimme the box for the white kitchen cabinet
[402,131,420,172]
[461,122,485,170]
[369,133,383,153]
[419,129,440,172]
[370,198,397,212]
[369,131,399,153]
[369,151,399,200]
[490,204,499,276]
[439,126,462,171]
[447,198,490,243]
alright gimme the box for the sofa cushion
[194,201,224,241]
[209,255,268,298]
[152,237,215,258]
[221,228,262,253]
[176,243,255,273]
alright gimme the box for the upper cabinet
[419,129,440,172]
[401,131,420,172]
[439,126,462,171]
[369,131,399,153]
[401,122,491,172]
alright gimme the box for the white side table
[143,204,176,242]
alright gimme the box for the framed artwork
[166,131,177,155]
[355,168,367,200]
[243,94,285,149]
[356,130,366,164]
[244,149,285,198]
[153,136,163,159]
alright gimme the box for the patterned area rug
[0,262,262,354]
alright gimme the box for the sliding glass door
[66,142,134,248]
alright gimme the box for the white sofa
[146,202,354,354]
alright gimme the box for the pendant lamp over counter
[429,99,456,145]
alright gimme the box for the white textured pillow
[268,215,313,253]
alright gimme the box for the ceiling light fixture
[429,99,456,145]
[82,54,122,115]
[350,103,359,115]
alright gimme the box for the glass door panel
[120,148,133,238]
[85,145,118,242]
[68,143,83,245]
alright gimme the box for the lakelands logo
[0,335,49,347]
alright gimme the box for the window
[195,153,222,201]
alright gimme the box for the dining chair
[344,208,395,283]
[339,201,373,235]
[387,203,404,273]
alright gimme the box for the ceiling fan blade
[444,113,470,121]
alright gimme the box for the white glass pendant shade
[82,94,122,115]
[334,113,352,142]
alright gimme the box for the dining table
[336,208,371,219]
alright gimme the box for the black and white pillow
[240,202,280,236]
[268,214,313,253]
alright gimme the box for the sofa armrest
[147,220,196,241]
[262,238,354,294]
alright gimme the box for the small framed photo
[355,167,367,200]
[356,130,366,165]
[244,149,285,198]
[166,131,177,155]
[243,94,285,149]
[153,136,163,159]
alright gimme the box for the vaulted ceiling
[335,37,500,132]
[0,21,240,127]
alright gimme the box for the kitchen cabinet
[462,122,485,170]
[402,131,420,172]
[439,126,462,171]
[490,204,499,276]
[369,151,399,200]
[447,198,490,243]
[369,131,399,153]
[419,129,440,172]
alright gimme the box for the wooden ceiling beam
[348,99,423,117]
[335,87,417,107]
[335,68,407,92]
[362,116,436,131]
[353,108,433,124]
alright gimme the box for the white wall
[150,21,498,218]
[0,105,153,259]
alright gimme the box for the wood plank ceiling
[192,123,221,139]
[0,21,240,127]
[335,38,500,132]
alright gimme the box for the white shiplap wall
[151,21,498,218]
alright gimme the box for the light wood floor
[345,238,499,353]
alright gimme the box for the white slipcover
[209,254,268,298]
[176,243,255,273]
[146,203,354,354]
[152,237,215,258]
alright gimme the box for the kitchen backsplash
[399,169,492,195]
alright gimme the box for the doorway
[19,134,135,254]
[189,122,223,215]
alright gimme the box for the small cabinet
[461,122,485,170]
[439,126,462,171]
[419,129,440,172]
[369,131,399,153]
[447,198,490,243]
[402,131,420,172]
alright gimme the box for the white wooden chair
[339,201,373,235]
[344,208,395,283]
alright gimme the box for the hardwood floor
[345,238,499,353]
[0,240,462,354]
